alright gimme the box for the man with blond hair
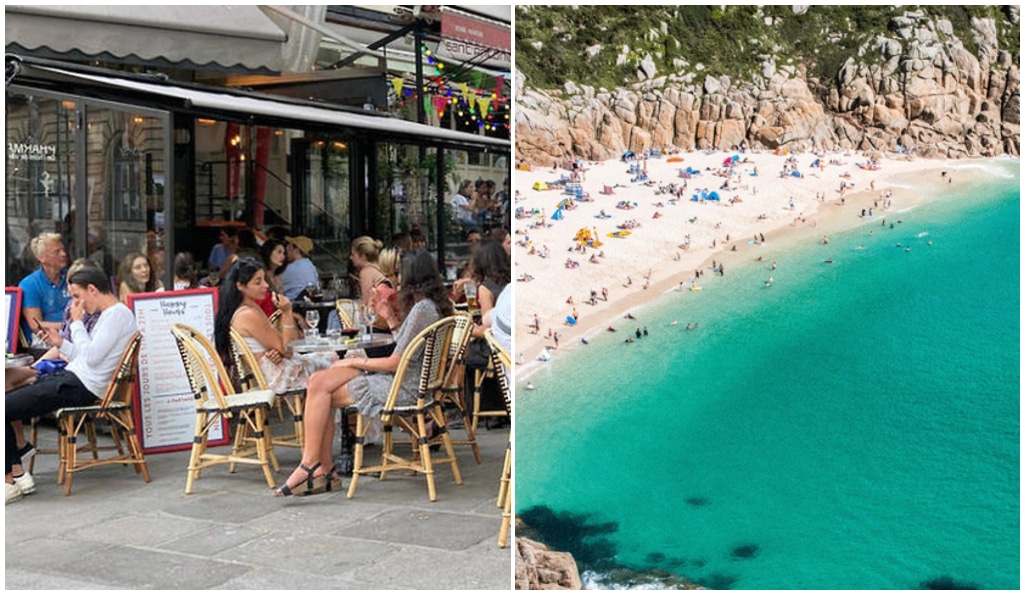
[18,232,69,346]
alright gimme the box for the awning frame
[11,57,509,153]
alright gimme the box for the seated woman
[172,252,200,290]
[466,240,509,340]
[118,252,162,303]
[274,250,454,496]
[213,258,335,396]
[255,239,287,317]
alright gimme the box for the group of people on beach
[518,147,907,375]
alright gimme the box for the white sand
[513,148,973,379]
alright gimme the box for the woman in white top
[213,258,335,395]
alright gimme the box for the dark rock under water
[731,543,760,559]
[920,575,980,589]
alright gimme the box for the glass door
[85,106,169,290]
[4,95,77,282]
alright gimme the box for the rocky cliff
[515,537,584,590]
[516,10,1020,164]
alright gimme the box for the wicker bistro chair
[228,328,304,451]
[170,324,277,494]
[432,312,481,463]
[347,315,463,502]
[334,299,356,328]
[484,329,513,547]
[52,331,151,496]
[469,351,510,433]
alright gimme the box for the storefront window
[5,94,76,283]
[86,106,167,287]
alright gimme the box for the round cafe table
[287,332,396,476]
[287,333,394,355]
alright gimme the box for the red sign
[441,8,510,52]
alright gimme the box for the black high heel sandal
[274,462,327,497]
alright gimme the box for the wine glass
[365,304,377,334]
[360,304,375,341]
[305,310,320,341]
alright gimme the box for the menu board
[5,287,22,354]
[127,288,228,453]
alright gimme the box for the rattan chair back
[484,328,512,415]
[228,328,269,393]
[347,314,463,502]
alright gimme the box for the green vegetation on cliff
[515,5,1020,90]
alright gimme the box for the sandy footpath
[512,148,985,380]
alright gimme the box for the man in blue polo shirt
[18,232,69,347]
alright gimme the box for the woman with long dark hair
[274,250,454,496]
[214,258,334,395]
[467,240,509,339]
[256,238,287,316]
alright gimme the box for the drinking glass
[305,310,320,342]
[361,304,375,341]
[464,282,478,311]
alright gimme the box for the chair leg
[497,440,511,507]
[449,386,483,464]
[346,413,366,499]
[498,487,512,548]
[253,408,276,489]
[471,369,486,433]
[185,411,209,495]
[85,420,100,461]
[118,412,151,483]
[417,411,437,502]
[379,415,395,482]
[61,415,78,497]
[29,417,39,474]
[432,404,462,485]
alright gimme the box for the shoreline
[513,152,1014,382]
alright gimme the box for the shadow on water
[520,505,707,588]
[919,576,979,589]
[518,505,619,570]
[730,543,760,559]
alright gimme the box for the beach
[513,149,982,379]
[514,158,1020,588]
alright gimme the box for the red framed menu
[127,288,229,454]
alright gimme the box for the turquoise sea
[515,159,1020,590]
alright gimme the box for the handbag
[463,338,492,369]
[34,358,68,381]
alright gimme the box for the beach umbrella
[551,208,564,220]
[621,150,635,160]
[532,181,548,191]
[707,191,721,201]
[566,316,577,326]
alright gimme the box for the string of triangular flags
[388,46,509,132]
